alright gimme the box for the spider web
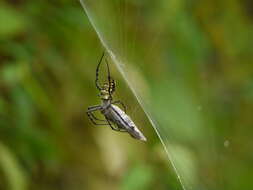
[79,0,215,189]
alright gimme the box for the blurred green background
[0,0,253,189]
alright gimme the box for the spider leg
[105,118,127,132]
[105,118,117,130]
[87,112,109,126]
[105,58,112,99]
[87,105,110,122]
[87,105,109,125]
[106,119,127,132]
[87,105,102,111]
[112,100,127,113]
[95,52,105,91]
[88,111,107,122]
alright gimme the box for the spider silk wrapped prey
[102,104,146,141]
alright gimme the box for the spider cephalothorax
[100,80,116,100]
[86,52,146,141]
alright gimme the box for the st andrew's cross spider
[86,52,146,141]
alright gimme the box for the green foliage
[0,143,27,190]
[0,0,253,189]
[0,3,26,39]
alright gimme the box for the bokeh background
[0,0,253,190]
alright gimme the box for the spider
[86,52,146,141]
